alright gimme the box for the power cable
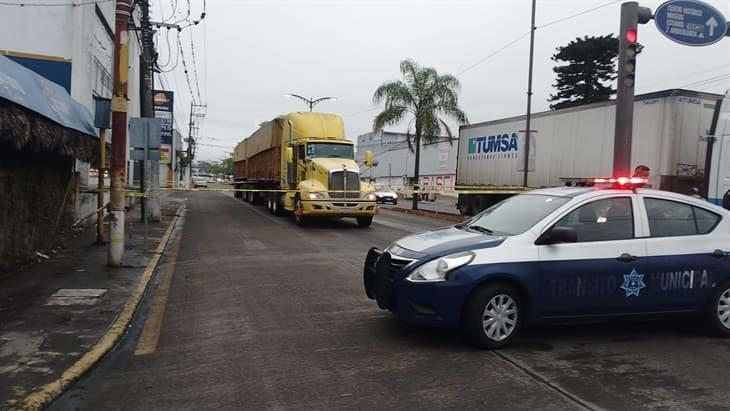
[0,0,111,6]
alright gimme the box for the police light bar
[560,177,648,189]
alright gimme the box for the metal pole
[141,0,160,222]
[523,0,537,187]
[109,0,132,266]
[187,101,194,186]
[96,128,106,244]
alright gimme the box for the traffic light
[622,28,638,88]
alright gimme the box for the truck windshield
[306,143,354,159]
[464,194,570,236]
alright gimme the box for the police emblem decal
[620,269,646,297]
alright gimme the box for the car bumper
[300,200,377,217]
[376,196,397,204]
[364,249,469,328]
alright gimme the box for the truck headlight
[406,251,475,282]
[365,193,376,201]
[307,192,325,200]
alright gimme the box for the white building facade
[357,131,458,191]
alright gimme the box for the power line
[537,0,622,29]
[0,0,111,6]
[679,73,730,89]
[455,31,531,76]
[177,34,197,104]
[188,29,203,103]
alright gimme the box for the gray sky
[154,0,730,162]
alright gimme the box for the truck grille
[329,170,360,198]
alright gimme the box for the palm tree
[373,59,468,210]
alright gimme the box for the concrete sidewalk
[0,196,184,409]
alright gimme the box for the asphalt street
[52,191,730,410]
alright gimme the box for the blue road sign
[655,0,728,46]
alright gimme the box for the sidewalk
[0,195,184,410]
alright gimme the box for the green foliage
[372,59,468,148]
[200,154,234,176]
[549,34,626,110]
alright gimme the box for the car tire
[356,216,373,228]
[707,280,730,337]
[462,282,523,349]
[393,199,398,206]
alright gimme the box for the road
[53,191,730,410]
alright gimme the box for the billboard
[153,90,174,144]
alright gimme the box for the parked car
[192,174,209,188]
[374,184,398,205]
[364,178,730,349]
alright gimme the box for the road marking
[134,230,183,356]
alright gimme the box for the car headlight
[406,251,475,282]
[307,192,325,200]
[365,193,376,201]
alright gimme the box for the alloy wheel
[482,294,518,341]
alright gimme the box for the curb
[20,206,184,411]
[384,206,465,223]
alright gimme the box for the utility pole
[187,101,194,185]
[186,102,207,184]
[140,0,160,222]
[522,0,536,187]
[109,0,132,266]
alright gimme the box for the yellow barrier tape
[147,187,531,195]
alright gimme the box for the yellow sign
[160,146,170,164]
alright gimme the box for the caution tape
[136,186,533,196]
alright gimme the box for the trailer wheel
[272,194,283,216]
[234,185,242,199]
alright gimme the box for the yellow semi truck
[233,112,377,227]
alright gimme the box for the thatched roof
[0,99,99,163]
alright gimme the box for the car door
[536,195,651,318]
[639,196,730,312]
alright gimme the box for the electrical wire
[0,0,111,6]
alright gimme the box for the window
[644,198,721,237]
[306,143,354,159]
[466,194,571,236]
[554,197,634,242]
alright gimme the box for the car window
[554,197,634,242]
[644,198,721,237]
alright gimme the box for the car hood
[392,226,506,258]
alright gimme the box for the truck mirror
[286,147,294,164]
[365,150,373,167]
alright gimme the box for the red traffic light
[625,28,637,43]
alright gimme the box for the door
[640,196,729,312]
[537,196,650,318]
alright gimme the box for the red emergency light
[593,177,647,188]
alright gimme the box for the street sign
[655,0,728,46]
[129,118,162,149]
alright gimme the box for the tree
[372,59,467,210]
[200,153,234,176]
[549,34,626,110]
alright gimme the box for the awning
[0,55,96,137]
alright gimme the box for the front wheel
[356,216,373,228]
[462,283,523,349]
[707,281,730,337]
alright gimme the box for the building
[357,130,458,191]
[0,56,100,270]
[1,1,143,219]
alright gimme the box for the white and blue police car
[363,178,730,349]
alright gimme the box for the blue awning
[0,55,97,137]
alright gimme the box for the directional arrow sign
[655,0,728,46]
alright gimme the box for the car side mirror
[536,226,577,245]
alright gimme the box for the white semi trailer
[456,88,725,215]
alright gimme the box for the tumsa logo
[468,133,519,160]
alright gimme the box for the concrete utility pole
[522,0,536,187]
[109,0,132,266]
[140,0,160,222]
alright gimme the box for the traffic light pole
[613,2,652,177]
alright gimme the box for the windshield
[465,194,570,236]
[306,143,354,159]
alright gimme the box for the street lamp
[285,94,337,112]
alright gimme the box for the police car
[363,177,730,349]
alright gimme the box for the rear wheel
[462,282,523,349]
[356,216,373,228]
[707,280,730,337]
[272,194,283,216]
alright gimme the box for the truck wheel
[272,195,283,216]
[234,186,242,199]
[356,216,373,228]
[707,280,730,337]
[462,282,523,349]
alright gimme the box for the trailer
[456,89,723,215]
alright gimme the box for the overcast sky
[153,0,730,162]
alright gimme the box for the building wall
[357,131,458,191]
[0,3,142,220]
